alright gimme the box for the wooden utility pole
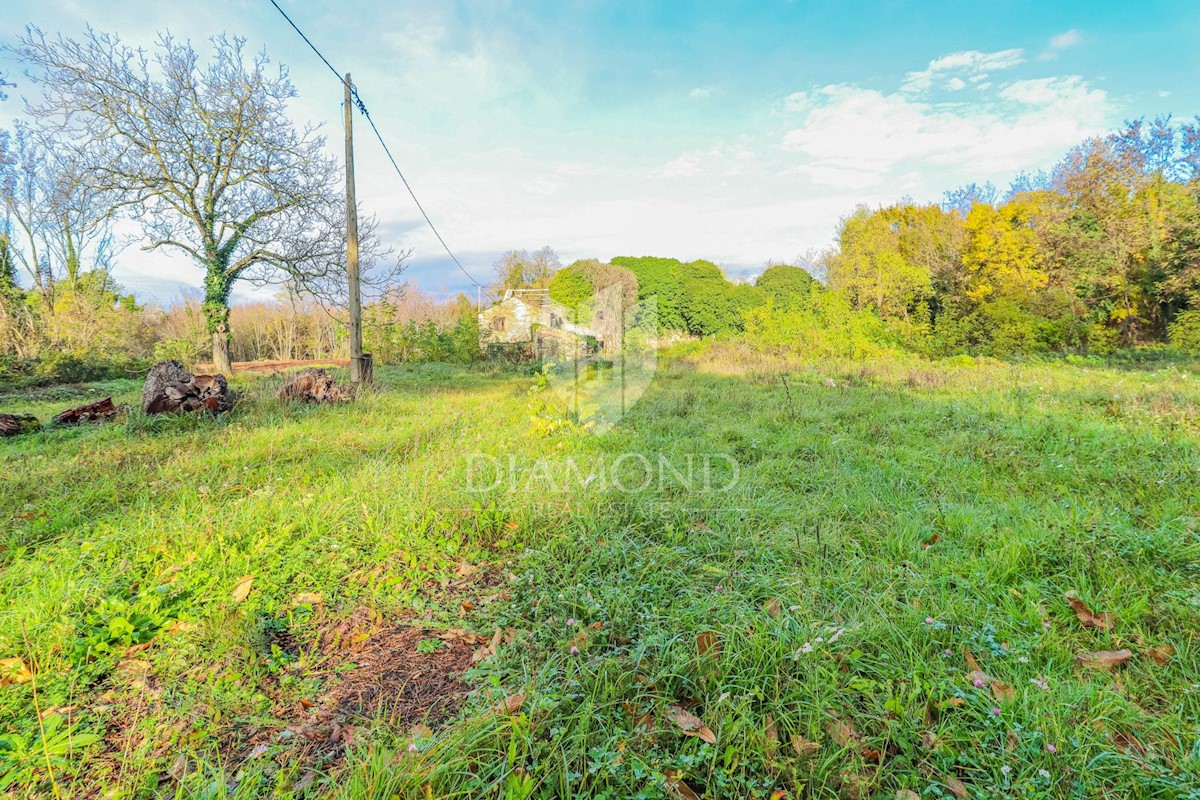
[344,72,368,383]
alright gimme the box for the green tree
[755,264,814,309]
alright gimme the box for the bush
[1168,310,1200,354]
[741,285,890,359]
[153,338,202,370]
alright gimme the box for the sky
[2,0,1199,304]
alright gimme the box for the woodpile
[277,368,355,404]
[142,360,236,415]
[52,397,125,426]
[0,413,41,437]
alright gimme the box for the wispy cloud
[1040,29,1081,59]
[688,86,712,99]
[901,48,1025,94]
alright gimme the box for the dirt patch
[233,611,479,784]
[192,358,350,376]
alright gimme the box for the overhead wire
[266,0,494,296]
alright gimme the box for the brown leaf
[1145,644,1174,665]
[293,592,323,606]
[945,776,969,799]
[455,562,480,578]
[459,601,475,614]
[665,704,717,744]
[0,657,34,686]
[167,753,188,781]
[826,719,860,748]
[963,647,984,674]
[990,681,1015,703]
[623,702,655,731]
[791,733,820,757]
[764,714,779,746]
[503,693,526,714]
[896,791,921,800]
[696,631,721,660]
[1076,649,1134,669]
[1066,594,1115,630]
[919,730,939,750]
[770,791,789,800]
[231,574,254,604]
[663,771,701,800]
[763,598,783,618]
[1112,731,1147,756]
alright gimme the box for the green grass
[2,353,1199,799]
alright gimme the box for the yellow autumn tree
[961,201,1048,305]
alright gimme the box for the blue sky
[2,0,1198,303]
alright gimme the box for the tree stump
[277,368,355,403]
[142,360,236,415]
[0,413,41,437]
[142,360,192,413]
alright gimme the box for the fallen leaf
[696,631,721,660]
[770,791,789,800]
[764,714,779,747]
[459,601,475,614]
[411,723,433,739]
[623,702,654,730]
[1145,644,1174,665]
[1065,593,1115,630]
[945,776,969,799]
[455,562,479,578]
[919,730,939,750]
[231,574,254,604]
[1112,731,1147,756]
[826,719,860,748]
[663,771,701,800]
[1077,649,1134,669]
[991,681,1015,703]
[763,598,782,618]
[0,657,34,686]
[791,733,820,757]
[293,592,323,606]
[665,705,717,744]
[896,791,921,800]
[167,753,188,781]
[503,693,526,714]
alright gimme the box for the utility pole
[344,72,367,384]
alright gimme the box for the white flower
[1038,769,1051,779]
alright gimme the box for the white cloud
[947,77,966,91]
[781,74,1111,187]
[1040,29,1081,59]
[901,48,1024,94]
[649,152,704,178]
[689,87,712,99]
[784,91,811,112]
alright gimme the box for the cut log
[277,368,355,404]
[51,397,125,427]
[142,360,236,415]
[142,360,192,413]
[0,413,41,437]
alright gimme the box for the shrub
[741,285,890,359]
[1168,310,1200,354]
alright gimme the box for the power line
[266,0,493,295]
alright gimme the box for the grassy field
[2,350,1199,799]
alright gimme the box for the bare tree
[14,27,402,374]
[0,121,117,308]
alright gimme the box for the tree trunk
[212,324,232,376]
[203,269,234,376]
